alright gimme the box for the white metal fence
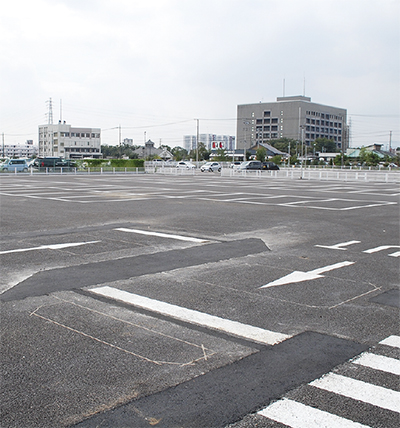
[221,167,400,183]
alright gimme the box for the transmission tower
[46,98,53,124]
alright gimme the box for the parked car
[200,162,221,172]
[239,161,263,170]
[176,161,196,169]
[230,161,242,169]
[262,162,280,170]
[33,157,77,170]
[0,159,29,172]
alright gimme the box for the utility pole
[119,124,122,158]
[2,132,4,157]
[196,119,199,164]
[389,130,392,153]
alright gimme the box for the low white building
[2,140,37,158]
[38,121,102,159]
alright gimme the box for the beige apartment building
[38,121,102,159]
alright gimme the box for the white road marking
[309,372,400,413]
[89,286,290,345]
[114,228,209,243]
[0,241,101,255]
[380,335,400,348]
[363,245,400,254]
[352,352,400,376]
[258,398,369,428]
[315,241,361,250]
[260,261,355,288]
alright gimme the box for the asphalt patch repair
[72,331,367,428]
[1,238,267,302]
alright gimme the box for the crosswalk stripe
[258,398,369,428]
[352,352,400,376]
[89,286,290,345]
[379,335,400,348]
[309,372,400,413]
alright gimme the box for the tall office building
[38,121,102,159]
[237,96,348,152]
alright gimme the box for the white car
[176,161,196,169]
[200,162,221,172]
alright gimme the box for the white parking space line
[114,228,209,243]
[0,241,100,255]
[352,352,400,376]
[258,398,369,428]
[379,335,400,348]
[89,286,290,345]
[309,372,400,413]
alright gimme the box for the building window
[264,126,270,131]
[264,118,270,124]
[271,118,278,124]
[264,111,271,117]
[256,119,262,124]
[271,125,278,131]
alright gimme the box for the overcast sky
[1,0,399,149]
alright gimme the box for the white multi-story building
[38,121,102,159]
[1,140,37,158]
[183,134,236,151]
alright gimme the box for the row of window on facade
[255,133,342,142]
[255,125,342,135]
[306,118,342,127]
[63,148,100,153]
[260,110,343,121]
[40,132,100,138]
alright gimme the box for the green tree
[214,148,229,161]
[359,148,380,166]
[171,146,188,161]
[271,155,282,165]
[256,146,267,162]
[313,138,338,153]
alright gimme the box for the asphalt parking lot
[1,172,399,427]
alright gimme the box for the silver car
[200,162,221,172]
[1,159,29,172]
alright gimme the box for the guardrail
[221,168,400,183]
[31,167,146,175]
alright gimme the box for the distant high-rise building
[237,96,348,152]
[38,121,102,159]
[183,134,236,151]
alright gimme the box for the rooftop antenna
[46,98,53,124]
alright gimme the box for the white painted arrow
[0,241,100,255]
[260,261,355,288]
[363,245,400,256]
[315,241,361,250]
